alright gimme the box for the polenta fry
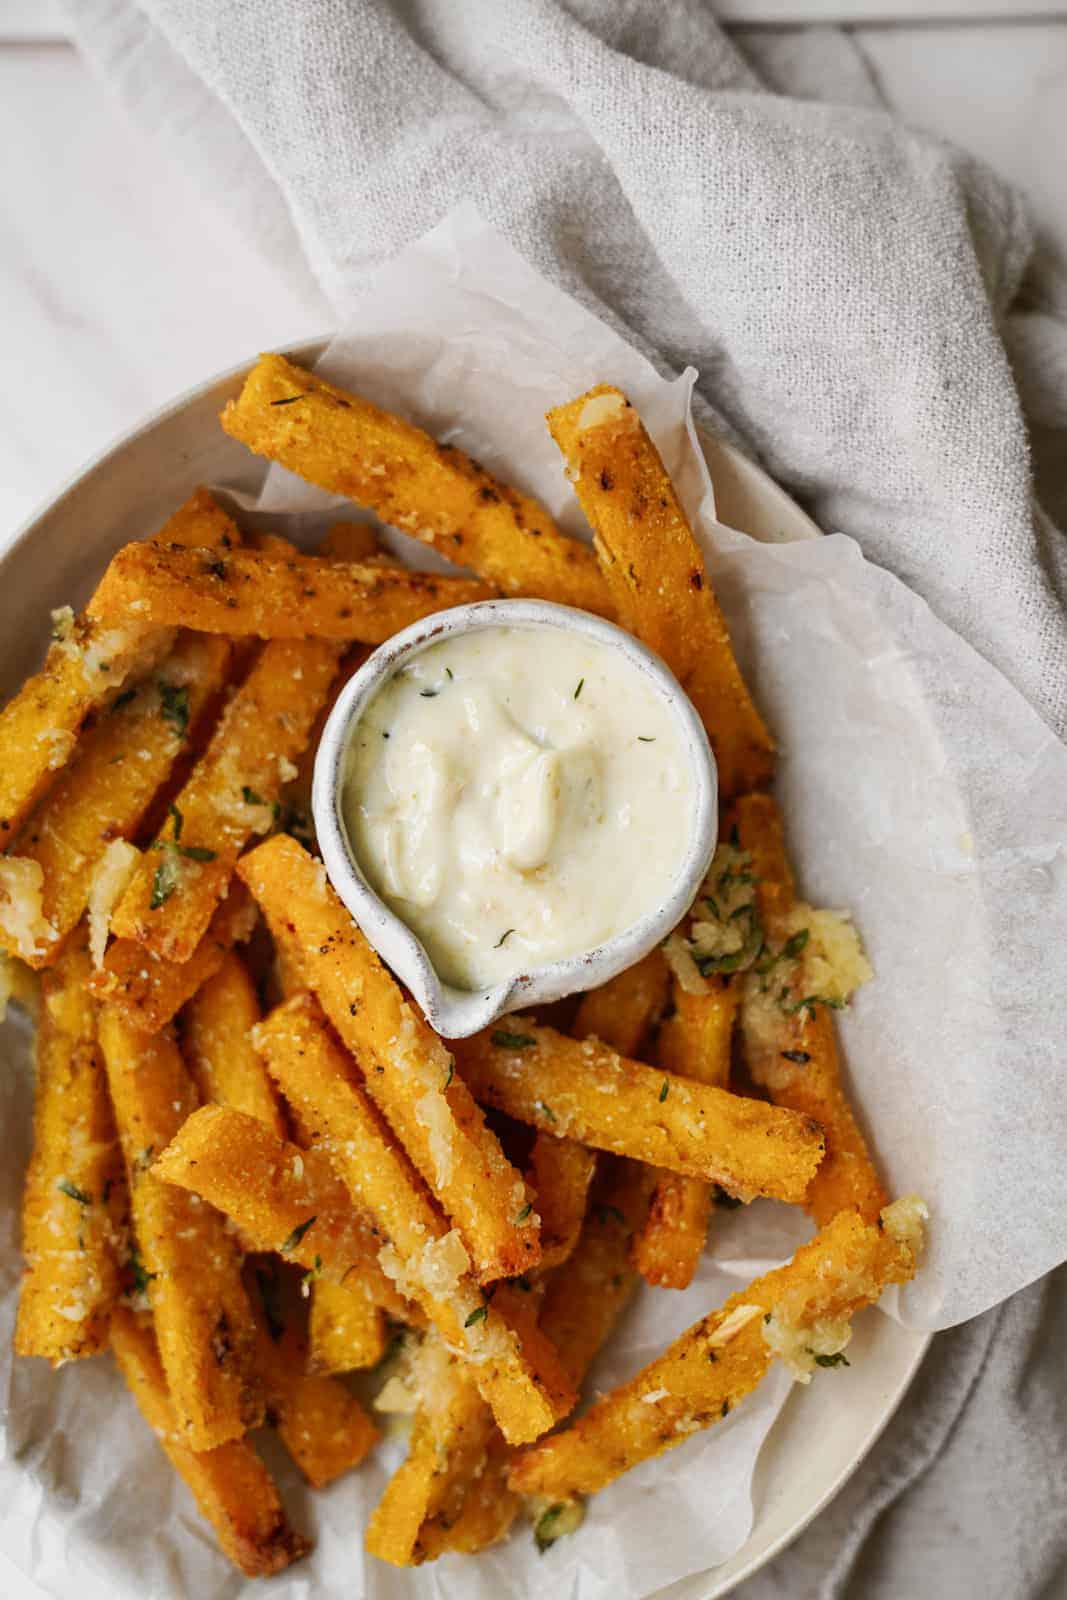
[109,1307,309,1577]
[538,1158,646,1393]
[732,792,887,1224]
[572,947,670,1058]
[3,633,232,968]
[154,1104,412,1322]
[454,1020,824,1203]
[110,637,344,963]
[247,1272,379,1488]
[89,541,495,642]
[238,834,540,1283]
[221,353,609,613]
[366,1327,497,1567]
[546,386,774,797]
[181,951,286,1139]
[308,1274,388,1373]
[91,880,258,1033]
[252,994,575,1445]
[633,978,740,1290]
[509,1200,926,1501]
[14,930,123,1364]
[98,1007,263,1449]
[415,1433,519,1559]
[0,490,236,845]
[528,1134,597,1272]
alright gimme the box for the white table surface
[2,17,1065,1600]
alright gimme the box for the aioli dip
[342,626,695,991]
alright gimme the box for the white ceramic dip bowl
[312,598,717,1038]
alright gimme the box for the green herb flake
[419,687,440,698]
[494,928,516,948]
[813,1351,850,1369]
[515,1202,533,1224]
[658,1079,670,1103]
[280,1215,317,1255]
[158,681,190,738]
[57,1178,91,1206]
[491,1029,537,1050]
[780,929,810,962]
[464,1305,488,1328]
[269,395,304,406]
[128,1245,158,1296]
[242,786,266,807]
[150,856,179,909]
[573,678,585,700]
[535,1099,557,1123]
[637,735,655,742]
[178,844,217,863]
[168,802,184,841]
[301,1254,324,1292]
[444,1061,454,1090]
[534,1499,586,1553]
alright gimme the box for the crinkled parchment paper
[2,208,1065,1600]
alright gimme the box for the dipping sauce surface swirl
[343,626,695,991]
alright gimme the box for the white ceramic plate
[0,341,929,1600]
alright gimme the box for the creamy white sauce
[343,627,695,990]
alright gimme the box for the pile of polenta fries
[4,354,926,1576]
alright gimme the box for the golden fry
[181,951,286,1138]
[732,792,887,1224]
[528,1134,596,1272]
[238,834,539,1282]
[253,994,574,1445]
[510,1202,925,1501]
[366,1328,497,1568]
[572,947,669,1058]
[110,1307,308,1577]
[308,1275,388,1374]
[454,1019,824,1203]
[14,932,123,1364]
[89,541,494,641]
[538,1159,646,1392]
[91,881,258,1033]
[4,633,231,968]
[154,1104,411,1320]
[221,352,609,613]
[547,386,774,796]
[0,490,236,846]
[414,1434,519,1559]
[247,1275,379,1488]
[634,978,740,1290]
[98,1007,263,1449]
[111,638,343,963]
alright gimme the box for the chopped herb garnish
[781,1049,811,1064]
[781,929,810,962]
[150,856,178,909]
[637,735,655,742]
[721,1400,731,1417]
[168,803,183,840]
[110,687,137,715]
[242,786,266,807]
[280,1215,317,1254]
[491,1029,537,1050]
[301,1254,323,1292]
[444,1061,454,1090]
[658,1079,670,1103]
[782,993,846,1018]
[57,1178,91,1206]
[813,1351,850,1369]
[419,687,440,698]
[178,844,217,863]
[535,1500,585,1553]
[573,678,584,700]
[127,1245,157,1296]
[158,681,190,738]
[764,1312,772,1324]
[494,928,516,948]
[515,1203,533,1224]
[535,1099,557,1123]
[464,1305,488,1328]
[445,666,454,679]
[269,395,304,406]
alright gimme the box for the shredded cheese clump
[87,840,141,968]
